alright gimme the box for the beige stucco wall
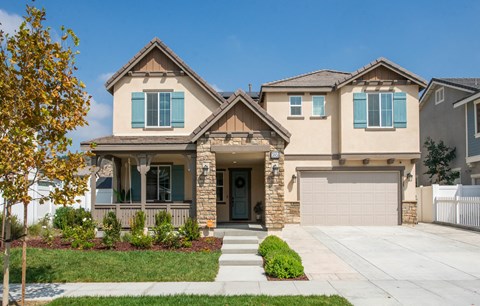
[216,163,265,223]
[112,75,219,136]
[264,92,340,155]
[339,85,420,153]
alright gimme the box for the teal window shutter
[171,165,185,201]
[131,92,145,128]
[171,92,185,128]
[131,166,141,202]
[353,92,367,128]
[393,92,407,128]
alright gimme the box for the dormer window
[435,87,444,104]
[146,92,171,127]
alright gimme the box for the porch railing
[93,203,191,228]
[435,196,480,228]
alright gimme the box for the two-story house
[418,78,480,186]
[81,38,426,231]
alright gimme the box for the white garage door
[300,171,399,226]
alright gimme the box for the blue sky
[1,0,480,151]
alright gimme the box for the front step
[223,236,259,244]
[214,229,267,239]
[221,243,258,254]
[219,254,263,266]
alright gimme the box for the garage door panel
[300,171,399,226]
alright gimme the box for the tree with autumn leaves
[0,5,91,305]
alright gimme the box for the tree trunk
[2,204,11,306]
[1,200,6,249]
[21,203,28,306]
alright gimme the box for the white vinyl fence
[435,196,480,228]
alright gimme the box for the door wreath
[235,177,246,188]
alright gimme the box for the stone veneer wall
[195,133,285,229]
[402,201,417,224]
[284,201,300,224]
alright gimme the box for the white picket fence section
[435,196,480,228]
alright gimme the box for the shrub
[258,235,289,257]
[64,217,96,249]
[41,226,55,246]
[0,214,24,241]
[53,206,91,230]
[163,230,182,249]
[265,248,302,264]
[153,222,174,244]
[179,218,200,241]
[182,240,192,248]
[102,212,122,248]
[155,211,172,226]
[130,211,146,236]
[130,233,154,249]
[28,223,42,237]
[264,252,304,279]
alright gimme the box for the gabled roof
[262,69,350,88]
[191,89,291,143]
[104,38,225,104]
[219,91,260,101]
[335,57,427,90]
[419,78,480,105]
[453,90,480,108]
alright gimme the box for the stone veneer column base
[284,201,300,224]
[402,201,418,224]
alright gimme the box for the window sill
[216,201,226,205]
[365,127,396,131]
[475,133,480,139]
[287,116,305,120]
[144,127,174,131]
[310,116,327,120]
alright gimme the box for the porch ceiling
[216,152,264,166]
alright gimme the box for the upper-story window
[367,93,393,127]
[146,92,171,127]
[435,87,445,104]
[312,96,325,117]
[289,96,302,116]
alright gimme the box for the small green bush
[130,233,154,249]
[182,240,192,248]
[179,218,200,241]
[0,214,24,241]
[64,217,96,250]
[28,223,42,237]
[153,222,174,243]
[53,207,91,230]
[102,212,122,248]
[163,230,182,249]
[130,211,146,236]
[155,211,172,226]
[258,235,289,257]
[264,252,304,279]
[265,248,302,263]
[41,226,55,246]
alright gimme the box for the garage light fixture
[202,163,209,176]
[292,174,297,183]
[272,164,279,176]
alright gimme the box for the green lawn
[48,295,351,306]
[1,248,220,282]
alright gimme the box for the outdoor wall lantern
[406,173,413,182]
[292,174,297,183]
[272,164,279,176]
[202,163,209,176]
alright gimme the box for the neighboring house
[418,78,480,186]
[81,38,426,230]
[451,81,480,184]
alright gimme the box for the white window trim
[366,92,393,128]
[145,92,172,128]
[435,87,445,104]
[311,95,326,117]
[216,171,225,202]
[147,164,172,202]
[289,96,303,116]
[474,100,480,138]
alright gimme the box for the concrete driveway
[283,223,480,306]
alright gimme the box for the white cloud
[98,72,114,83]
[88,98,111,120]
[211,84,223,92]
[0,9,23,35]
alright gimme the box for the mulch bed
[9,236,222,252]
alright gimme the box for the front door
[231,170,250,220]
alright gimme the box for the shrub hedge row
[258,235,304,279]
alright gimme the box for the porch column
[186,154,197,218]
[89,156,99,211]
[196,137,216,228]
[264,137,285,231]
[113,158,122,198]
[136,154,151,212]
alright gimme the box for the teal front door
[231,170,250,220]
